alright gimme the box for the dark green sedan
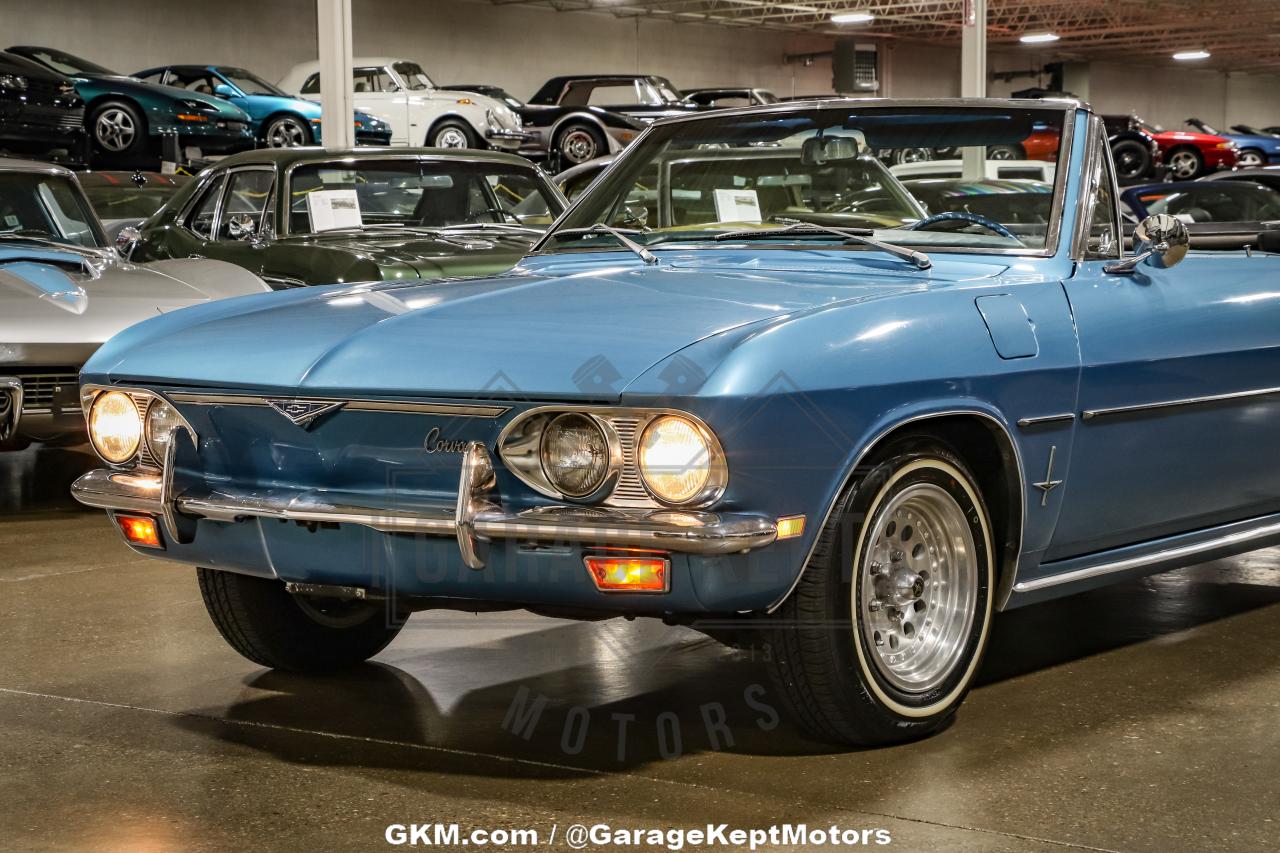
[127,148,567,289]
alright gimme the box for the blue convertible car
[72,99,1280,746]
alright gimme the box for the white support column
[960,0,987,97]
[960,0,987,179]
[316,0,355,150]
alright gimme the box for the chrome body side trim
[1013,517,1280,593]
[1081,386,1280,421]
[165,392,509,418]
[1017,413,1075,428]
[765,409,1026,614]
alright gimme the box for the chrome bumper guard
[71,441,778,569]
[485,127,531,142]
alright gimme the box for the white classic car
[277,58,527,150]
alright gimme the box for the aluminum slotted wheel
[265,116,309,147]
[858,482,978,694]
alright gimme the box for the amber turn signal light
[584,555,669,593]
[776,515,806,540]
[116,515,163,549]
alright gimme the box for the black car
[0,51,85,161]
[1101,114,1165,183]
[521,74,698,166]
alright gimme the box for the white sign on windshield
[714,188,763,223]
[307,189,363,232]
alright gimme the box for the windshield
[393,61,434,91]
[220,68,282,96]
[80,174,191,221]
[1138,183,1280,223]
[18,47,115,76]
[546,105,1067,254]
[0,172,107,248]
[287,159,563,234]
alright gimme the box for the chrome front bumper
[71,442,778,568]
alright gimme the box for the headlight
[639,415,714,504]
[145,400,184,460]
[88,391,142,464]
[540,413,610,497]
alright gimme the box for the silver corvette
[0,157,270,451]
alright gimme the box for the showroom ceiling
[492,0,1280,71]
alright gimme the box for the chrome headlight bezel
[81,385,195,470]
[498,406,727,508]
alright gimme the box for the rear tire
[764,438,994,745]
[196,567,404,671]
[1111,139,1152,181]
[555,123,606,165]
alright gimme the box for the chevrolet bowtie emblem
[266,398,345,429]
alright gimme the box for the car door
[196,166,275,277]
[353,65,409,144]
[1048,120,1280,561]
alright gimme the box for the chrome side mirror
[115,225,141,259]
[1105,213,1190,274]
[227,213,256,241]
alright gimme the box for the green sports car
[7,46,254,159]
[126,147,567,289]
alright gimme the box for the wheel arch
[424,113,480,146]
[767,406,1026,615]
[85,94,149,129]
[550,111,610,144]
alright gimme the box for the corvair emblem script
[423,426,470,454]
[266,398,346,429]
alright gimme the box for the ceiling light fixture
[831,11,875,24]
[1019,32,1060,44]
[1172,49,1211,61]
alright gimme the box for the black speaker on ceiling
[833,39,878,94]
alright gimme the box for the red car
[1129,115,1237,179]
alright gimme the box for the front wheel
[90,100,147,156]
[263,114,312,148]
[197,568,404,671]
[429,119,479,149]
[1236,148,1265,169]
[764,439,995,745]
[1167,147,1204,179]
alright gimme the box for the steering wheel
[909,211,1017,240]
[465,207,522,225]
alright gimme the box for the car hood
[0,249,266,346]
[89,252,1007,400]
[1223,132,1280,151]
[1153,129,1226,146]
[276,230,539,277]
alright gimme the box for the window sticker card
[307,189,362,232]
[714,188,762,223]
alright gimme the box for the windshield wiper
[550,224,658,266]
[441,222,543,236]
[713,221,931,270]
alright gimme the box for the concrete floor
[2,445,1279,853]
